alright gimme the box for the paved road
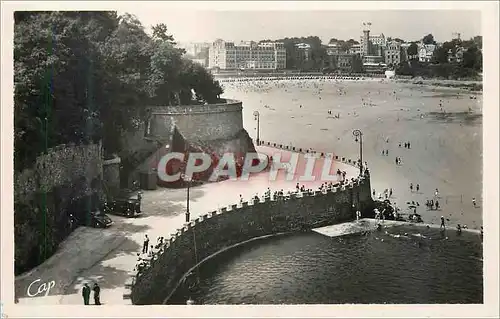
[15,146,358,305]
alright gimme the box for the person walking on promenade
[143,234,149,254]
[440,216,446,230]
[416,184,420,193]
[356,210,362,221]
[410,183,414,192]
[435,200,440,210]
[82,283,91,305]
[93,283,101,305]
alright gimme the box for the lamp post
[353,129,363,176]
[181,173,191,223]
[253,111,260,145]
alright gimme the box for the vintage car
[102,191,142,218]
[90,210,113,228]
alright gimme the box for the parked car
[102,190,142,218]
[90,210,113,228]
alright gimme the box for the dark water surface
[168,226,483,304]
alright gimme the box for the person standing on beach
[410,183,413,192]
[82,283,91,305]
[440,216,446,230]
[416,184,420,193]
[389,188,393,197]
[143,234,149,254]
[472,197,477,208]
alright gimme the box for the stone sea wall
[14,142,104,274]
[125,158,373,305]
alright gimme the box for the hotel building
[208,39,286,70]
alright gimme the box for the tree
[422,34,436,45]
[407,42,418,58]
[151,23,175,44]
[14,11,224,168]
[462,46,482,71]
[472,35,482,48]
[328,38,338,44]
[432,47,449,64]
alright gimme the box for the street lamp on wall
[352,129,363,176]
[181,173,191,223]
[253,111,260,145]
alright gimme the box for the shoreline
[216,74,482,91]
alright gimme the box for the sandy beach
[222,78,483,229]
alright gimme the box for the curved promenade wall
[125,144,373,305]
[148,99,244,142]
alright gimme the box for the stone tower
[362,29,370,56]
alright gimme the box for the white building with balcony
[418,43,436,62]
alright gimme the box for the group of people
[81,282,101,305]
[372,188,393,200]
[409,183,420,193]
[426,199,440,210]
[135,234,167,276]
[399,142,411,149]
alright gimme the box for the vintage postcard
[1,1,498,318]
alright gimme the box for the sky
[119,6,482,45]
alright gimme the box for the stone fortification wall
[126,157,372,304]
[119,99,253,188]
[15,142,103,203]
[148,99,243,142]
[14,142,104,274]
